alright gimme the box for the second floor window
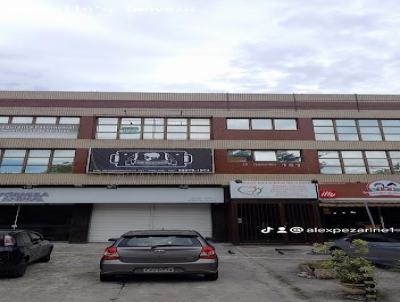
[228,150,301,162]
[0,149,76,174]
[96,117,210,140]
[226,118,297,130]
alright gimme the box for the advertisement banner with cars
[87,148,213,173]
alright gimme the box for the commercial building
[0,91,399,243]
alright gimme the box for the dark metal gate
[235,200,321,244]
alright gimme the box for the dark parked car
[0,229,53,277]
[331,232,400,268]
[100,230,218,281]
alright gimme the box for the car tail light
[4,235,15,247]
[102,246,119,260]
[199,245,217,259]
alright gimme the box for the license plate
[143,267,174,273]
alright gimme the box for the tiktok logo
[261,227,274,234]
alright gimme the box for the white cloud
[0,0,399,92]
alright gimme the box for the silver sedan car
[331,232,400,268]
[100,230,218,281]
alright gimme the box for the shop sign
[319,190,337,199]
[0,191,49,202]
[0,124,79,139]
[230,181,318,199]
[0,187,223,204]
[363,180,400,197]
[88,148,213,173]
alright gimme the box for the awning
[320,198,400,207]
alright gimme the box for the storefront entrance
[0,205,73,241]
[230,200,322,244]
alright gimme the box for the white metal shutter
[88,204,212,242]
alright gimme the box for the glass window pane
[0,166,23,173]
[384,135,400,141]
[318,151,339,159]
[120,118,141,125]
[336,127,357,134]
[96,132,117,139]
[359,127,380,134]
[59,117,80,124]
[143,132,164,139]
[389,151,400,158]
[342,151,363,158]
[276,150,301,162]
[3,150,26,157]
[381,120,400,126]
[12,116,33,124]
[167,118,187,126]
[28,150,51,157]
[98,118,118,125]
[27,157,49,165]
[144,118,164,125]
[167,126,187,132]
[1,158,24,165]
[313,119,333,126]
[190,125,210,133]
[25,166,48,173]
[367,159,389,166]
[0,116,9,123]
[52,157,74,165]
[48,165,73,173]
[227,119,249,130]
[369,167,391,174]
[344,166,367,174]
[365,151,387,158]
[318,158,341,166]
[382,127,400,134]
[314,127,334,134]
[228,150,252,162]
[190,133,210,140]
[315,134,336,140]
[361,134,382,141]
[358,120,378,126]
[343,159,365,166]
[251,119,272,130]
[143,125,164,132]
[166,133,187,140]
[338,134,359,141]
[274,119,297,130]
[97,125,118,132]
[119,133,141,139]
[253,151,276,161]
[53,150,75,157]
[336,120,356,126]
[190,119,210,125]
[36,117,57,124]
[320,166,342,174]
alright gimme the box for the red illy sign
[319,190,337,199]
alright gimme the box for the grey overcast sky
[0,0,400,93]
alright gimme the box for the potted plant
[331,239,376,295]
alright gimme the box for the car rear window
[118,235,201,247]
[0,232,9,246]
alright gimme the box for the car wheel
[100,273,115,282]
[9,263,27,278]
[204,271,218,281]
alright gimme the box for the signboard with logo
[363,180,400,197]
[0,187,224,204]
[0,124,79,139]
[230,181,318,199]
[87,148,213,173]
[319,190,337,199]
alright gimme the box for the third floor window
[96,117,210,140]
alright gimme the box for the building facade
[0,91,399,243]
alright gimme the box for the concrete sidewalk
[0,243,398,302]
